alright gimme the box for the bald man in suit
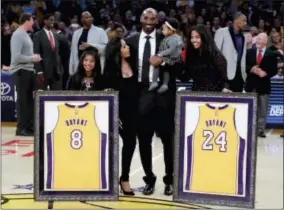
[245,33,278,138]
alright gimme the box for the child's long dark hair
[73,48,101,88]
[77,48,101,77]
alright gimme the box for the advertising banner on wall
[1,72,16,122]
[266,78,284,128]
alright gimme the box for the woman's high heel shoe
[119,178,135,196]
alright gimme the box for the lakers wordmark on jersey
[46,102,108,191]
[184,104,245,196]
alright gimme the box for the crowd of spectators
[1,0,284,77]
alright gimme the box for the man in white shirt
[126,7,175,196]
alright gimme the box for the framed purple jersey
[34,91,119,201]
[173,92,258,209]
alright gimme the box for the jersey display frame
[34,91,119,201]
[173,92,258,208]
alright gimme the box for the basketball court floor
[1,124,283,209]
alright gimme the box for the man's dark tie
[142,36,151,84]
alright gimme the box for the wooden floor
[1,125,283,209]
[1,122,17,127]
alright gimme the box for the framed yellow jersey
[173,92,258,209]
[34,91,119,202]
[184,104,245,196]
[45,103,108,191]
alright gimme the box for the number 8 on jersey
[70,129,83,149]
[46,103,108,191]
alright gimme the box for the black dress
[103,67,138,181]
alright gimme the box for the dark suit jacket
[125,32,162,82]
[33,29,62,80]
[125,31,177,116]
[125,31,178,89]
[57,31,70,89]
[245,48,278,94]
[1,33,11,66]
[57,31,70,72]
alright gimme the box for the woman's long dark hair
[104,37,123,74]
[103,37,131,89]
[185,24,223,71]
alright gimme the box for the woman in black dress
[68,49,103,91]
[183,24,232,92]
[103,37,137,195]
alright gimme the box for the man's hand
[251,65,259,74]
[33,54,42,63]
[258,70,267,78]
[149,56,162,67]
[2,65,9,71]
[252,66,267,78]
[79,42,90,50]
[277,62,284,68]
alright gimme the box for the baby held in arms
[149,18,183,93]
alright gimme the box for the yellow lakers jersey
[184,104,245,196]
[46,103,108,191]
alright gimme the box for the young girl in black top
[68,48,103,91]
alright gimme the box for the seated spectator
[22,1,35,15]
[114,23,126,39]
[1,23,12,68]
[244,31,254,49]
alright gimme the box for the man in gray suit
[69,11,108,76]
[214,12,247,92]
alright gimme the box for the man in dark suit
[126,8,175,196]
[33,13,62,90]
[245,33,278,138]
[52,22,70,90]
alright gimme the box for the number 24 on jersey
[202,130,227,152]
